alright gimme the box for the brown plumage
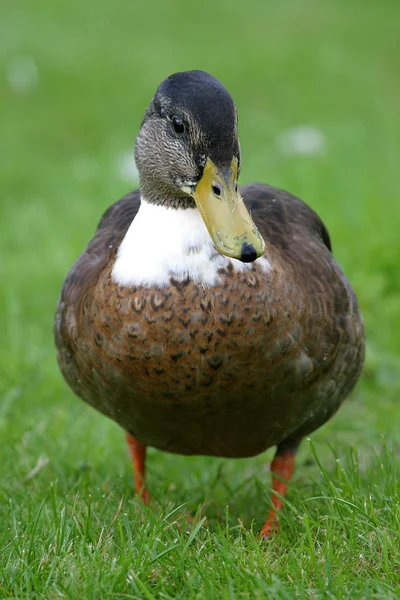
[55,71,365,536]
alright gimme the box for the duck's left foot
[259,448,297,538]
[126,432,150,505]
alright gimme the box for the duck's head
[134,70,265,263]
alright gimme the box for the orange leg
[126,433,150,505]
[260,451,296,538]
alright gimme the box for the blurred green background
[1,0,400,597]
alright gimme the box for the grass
[1,0,400,597]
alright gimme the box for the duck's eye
[171,116,185,135]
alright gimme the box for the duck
[55,70,365,537]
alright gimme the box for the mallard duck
[55,70,365,536]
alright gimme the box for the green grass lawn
[1,0,400,597]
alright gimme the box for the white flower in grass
[117,151,139,184]
[6,55,39,94]
[276,125,326,156]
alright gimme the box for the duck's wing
[56,190,140,306]
[240,182,332,254]
[55,190,140,391]
[241,182,364,439]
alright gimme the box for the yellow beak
[191,157,265,262]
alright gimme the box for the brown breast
[56,250,364,458]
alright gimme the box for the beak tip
[240,242,258,263]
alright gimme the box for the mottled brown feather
[55,183,364,458]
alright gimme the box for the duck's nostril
[212,184,222,197]
[240,242,257,263]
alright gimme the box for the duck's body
[55,71,364,535]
